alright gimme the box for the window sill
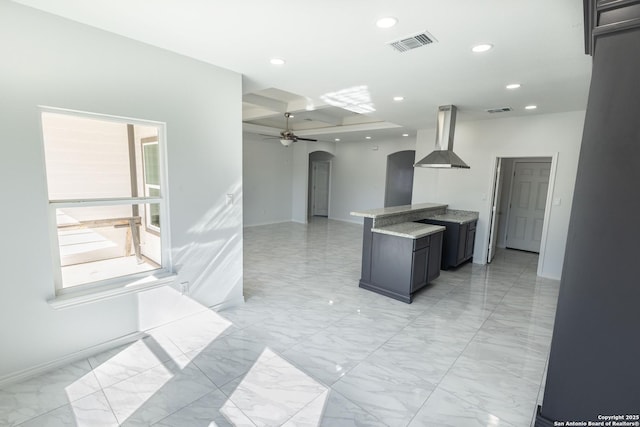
[48,272,177,310]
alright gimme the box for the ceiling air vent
[486,107,513,114]
[388,31,437,53]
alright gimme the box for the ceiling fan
[262,112,318,146]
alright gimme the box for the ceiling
[13,0,593,142]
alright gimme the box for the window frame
[40,106,173,298]
[141,136,161,235]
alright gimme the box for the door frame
[486,153,558,277]
[487,157,502,263]
[310,160,331,217]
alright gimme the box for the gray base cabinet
[359,231,443,303]
[420,219,476,270]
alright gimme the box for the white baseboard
[329,216,363,225]
[0,293,246,389]
[538,271,561,281]
[210,295,245,311]
[243,219,290,228]
[0,331,145,389]
[244,217,363,228]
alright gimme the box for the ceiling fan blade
[296,137,318,142]
[259,133,279,139]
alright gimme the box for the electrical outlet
[180,281,190,295]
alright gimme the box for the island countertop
[422,209,479,224]
[350,202,447,219]
[371,222,446,239]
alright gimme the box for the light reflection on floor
[0,219,559,426]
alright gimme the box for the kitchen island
[351,203,478,304]
[350,203,447,303]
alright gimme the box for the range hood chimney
[414,105,470,169]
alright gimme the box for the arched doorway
[308,151,334,218]
[384,150,416,207]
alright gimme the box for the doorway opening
[487,156,555,272]
[308,151,334,218]
[384,150,416,207]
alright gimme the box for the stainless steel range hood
[414,105,470,169]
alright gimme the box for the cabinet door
[411,247,429,292]
[465,226,476,260]
[457,223,469,263]
[427,231,443,282]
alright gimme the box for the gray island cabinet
[418,210,479,270]
[351,203,449,303]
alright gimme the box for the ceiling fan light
[280,139,293,147]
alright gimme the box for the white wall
[243,132,293,226]
[413,111,585,279]
[291,142,310,223]
[245,137,416,225]
[0,2,243,379]
[330,138,417,223]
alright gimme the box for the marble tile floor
[0,218,560,426]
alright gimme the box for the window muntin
[41,109,169,292]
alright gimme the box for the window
[41,108,171,295]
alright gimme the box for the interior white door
[487,158,503,263]
[312,161,330,216]
[506,161,551,253]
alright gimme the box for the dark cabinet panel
[457,223,469,264]
[360,218,374,282]
[427,231,443,283]
[420,219,477,269]
[370,233,413,298]
[411,247,429,291]
[360,230,443,303]
[414,235,430,251]
[537,3,640,423]
[465,227,476,260]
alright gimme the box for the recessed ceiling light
[270,58,286,65]
[376,17,398,28]
[402,133,409,137]
[525,105,537,110]
[334,138,341,142]
[365,136,372,140]
[506,83,521,90]
[472,43,493,53]
[393,96,405,101]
